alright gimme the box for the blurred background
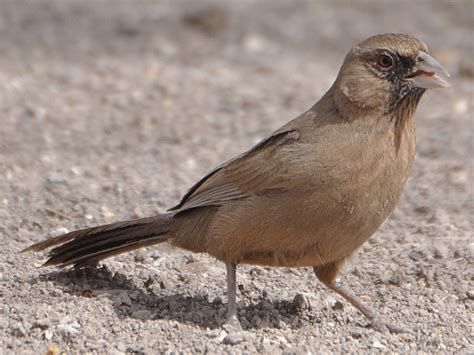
[0,1,472,353]
[1,0,471,217]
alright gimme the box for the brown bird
[23,33,450,333]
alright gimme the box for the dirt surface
[1,0,473,353]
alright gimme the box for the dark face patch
[363,49,425,115]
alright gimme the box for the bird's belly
[206,131,415,267]
[232,191,397,266]
[240,243,332,267]
[207,187,394,267]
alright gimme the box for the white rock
[372,339,385,349]
[453,98,468,114]
[53,227,69,236]
[218,330,227,343]
[57,321,81,336]
[44,330,53,340]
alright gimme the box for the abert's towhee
[23,33,450,333]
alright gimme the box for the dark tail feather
[22,213,174,268]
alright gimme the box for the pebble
[453,99,468,115]
[466,290,474,300]
[383,274,402,286]
[31,319,50,330]
[333,300,344,310]
[113,292,132,307]
[51,227,70,236]
[57,321,81,336]
[372,339,385,349]
[12,325,27,337]
[222,331,248,345]
[44,330,53,341]
[292,293,311,311]
[1,305,10,315]
[217,330,227,343]
[116,342,127,352]
[131,310,153,320]
[409,250,423,261]
[51,288,63,297]
[275,335,287,345]
[100,206,115,219]
[242,34,267,53]
[351,267,362,278]
[237,300,247,310]
[432,246,448,260]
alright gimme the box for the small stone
[44,330,53,341]
[292,293,311,311]
[351,331,362,339]
[333,300,344,311]
[12,325,27,337]
[398,333,410,341]
[116,343,127,352]
[31,319,50,330]
[372,339,385,349]
[1,304,10,315]
[57,322,80,336]
[52,227,69,236]
[352,267,362,278]
[466,290,474,300]
[131,310,153,320]
[243,34,267,53]
[100,206,115,219]
[414,206,430,214]
[453,99,468,114]
[51,288,63,296]
[222,331,247,345]
[433,246,448,260]
[113,291,132,306]
[217,330,227,343]
[237,300,247,310]
[387,274,402,286]
[408,250,423,261]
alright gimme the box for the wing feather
[169,127,300,212]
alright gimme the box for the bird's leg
[314,262,414,334]
[224,262,242,331]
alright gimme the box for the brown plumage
[23,33,450,333]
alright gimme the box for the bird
[22,33,450,333]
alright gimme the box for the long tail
[22,213,174,268]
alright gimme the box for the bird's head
[334,33,450,117]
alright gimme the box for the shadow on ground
[36,266,325,330]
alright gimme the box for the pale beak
[406,51,451,89]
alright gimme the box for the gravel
[0,0,472,353]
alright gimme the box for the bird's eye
[377,54,393,69]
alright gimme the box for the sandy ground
[0,0,473,353]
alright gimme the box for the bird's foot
[370,318,414,335]
[223,315,243,333]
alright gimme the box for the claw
[370,318,415,335]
